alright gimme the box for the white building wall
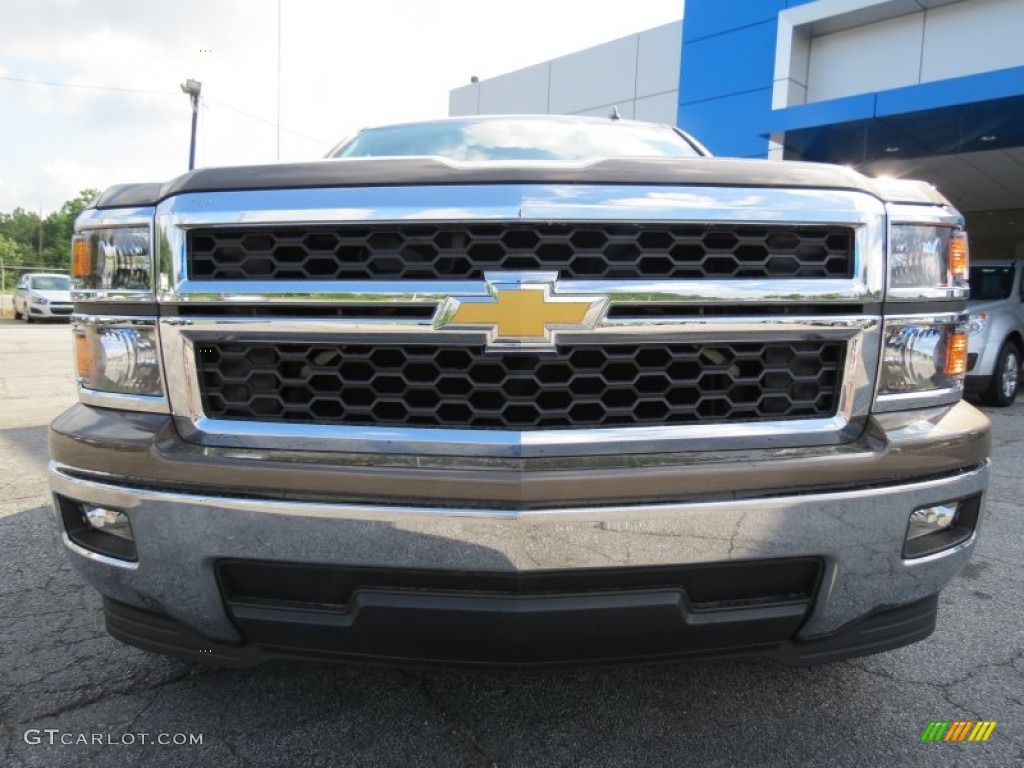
[805,12,923,103]
[448,21,682,125]
[799,0,1024,105]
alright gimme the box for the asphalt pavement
[0,320,1021,767]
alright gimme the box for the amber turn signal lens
[949,231,969,282]
[944,330,968,376]
[72,236,92,278]
[74,332,96,380]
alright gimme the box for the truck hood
[89,155,952,210]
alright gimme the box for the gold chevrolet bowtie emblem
[437,275,606,347]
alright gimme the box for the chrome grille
[196,341,845,430]
[188,223,854,281]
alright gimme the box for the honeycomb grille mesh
[188,224,854,281]
[196,341,845,430]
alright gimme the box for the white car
[13,273,73,322]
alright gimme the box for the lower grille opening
[217,559,823,664]
[196,341,845,430]
[218,558,822,611]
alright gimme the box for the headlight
[72,226,153,296]
[31,293,49,306]
[73,324,163,396]
[877,317,967,399]
[889,225,968,294]
[967,312,988,336]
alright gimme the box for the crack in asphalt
[0,721,20,768]
[12,668,198,725]
[844,649,1024,748]
[399,670,500,768]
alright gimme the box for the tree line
[0,189,100,272]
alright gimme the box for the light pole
[180,78,202,170]
[276,0,281,160]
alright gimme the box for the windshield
[30,276,71,291]
[332,118,701,161]
[969,266,1014,301]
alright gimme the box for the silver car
[13,272,74,322]
[966,261,1024,406]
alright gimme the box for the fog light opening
[55,495,137,562]
[903,494,982,559]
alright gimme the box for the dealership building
[450,0,1024,259]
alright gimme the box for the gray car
[966,260,1024,406]
[13,272,74,322]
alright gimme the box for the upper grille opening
[188,223,855,281]
[196,340,845,430]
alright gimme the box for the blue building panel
[679,89,775,158]
[678,0,1024,163]
[677,20,779,105]
[682,0,788,43]
[875,66,1024,117]
[765,94,878,134]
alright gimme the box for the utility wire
[1,74,333,147]
[0,74,178,95]
[205,101,332,146]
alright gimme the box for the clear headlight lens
[890,225,968,291]
[72,227,152,294]
[73,324,163,396]
[879,320,967,395]
[31,293,49,305]
[967,312,988,336]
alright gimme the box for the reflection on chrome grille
[188,223,854,281]
[197,341,844,430]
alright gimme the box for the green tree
[0,189,100,271]
[0,208,44,267]
[0,232,31,267]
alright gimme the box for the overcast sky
[0,0,685,213]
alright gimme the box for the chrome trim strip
[76,207,154,229]
[887,203,963,227]
[77,388,170,414]
[160,315,878,458]
[154,185,886,304]
[887,287,969,301]
[159,278,877,305]
[61,533,139,571]
[72,314,160,326]
[874,387,963,413]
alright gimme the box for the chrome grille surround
[154,184,887,458]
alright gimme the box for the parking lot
[0,320,1021,767]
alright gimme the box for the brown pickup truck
[50,115,989,667]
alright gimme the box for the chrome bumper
[49,461,988,644]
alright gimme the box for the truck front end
[49,118,989,667]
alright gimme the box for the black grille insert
[218,558,823,611]
[197,341,844,429]
[188,223,854,280]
